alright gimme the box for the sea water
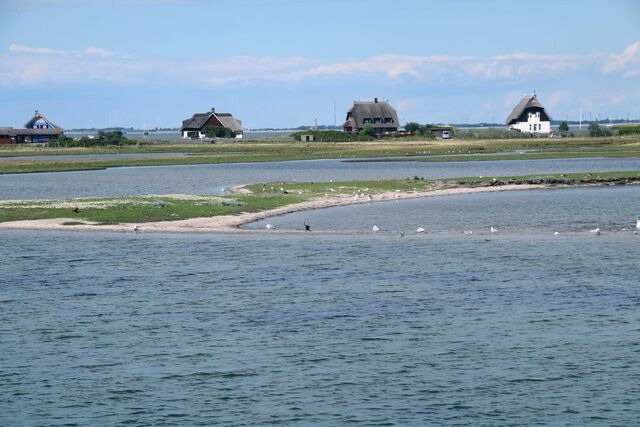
[1,157,640,200]
[1,186,639,425]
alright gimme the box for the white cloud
[546,90,573,108]
[3,40,639,88]
[82,47,114,57]
[9,43,66,55]
[603,41,640,74]
[9,43,115,58]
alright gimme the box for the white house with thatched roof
[506,92,551,134]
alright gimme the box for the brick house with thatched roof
[181,108,243,140]
[506,92,552,134]
[343,98,399,136]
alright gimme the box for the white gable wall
[510,111,550,134]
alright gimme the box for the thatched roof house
[0,111,64,144]
[181,108,243,139]
[343,98,399,135]
[506,92,552,134]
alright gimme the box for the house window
[363,118,371,124]
[373,118,381,124]
[384,117,393,123]
[529,124,532,131]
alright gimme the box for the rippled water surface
[249,185,640,234]
[2,157,640,199]
[2,185,639,425]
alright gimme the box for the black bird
[304,222,311,232]
[72,207,79,213]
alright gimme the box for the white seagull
[265,224,275,230]
[490,226,498,233]
[372,225,380,232]
[590,228,601,235]
[416,227,425,233]
[636,217,640,230]
[133,225,139,233]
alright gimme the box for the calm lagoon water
[1,157,640,200]
[2,157,640,425]
[249,185,640,234]
[1,183,639,425]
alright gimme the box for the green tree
[359,124,375,138]
[589,120,602,137]
[405,122,422,134]
[588,120,613,137]
[559,121,569,133]
[203,126,234,138]
[94,130,133,146]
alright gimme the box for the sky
[1,0,639,129]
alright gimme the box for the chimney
[374,97,378,103]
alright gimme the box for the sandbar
[0,184,549,233]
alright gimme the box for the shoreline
[0,183,549,234]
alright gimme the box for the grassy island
[1,171,638,228]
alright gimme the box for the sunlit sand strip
[0,184,547,234]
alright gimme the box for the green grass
[1,171,638,225]
[1,135,639,174]
[0,194,304,224]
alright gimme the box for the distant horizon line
[63,118,640,133]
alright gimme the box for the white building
[506,92,552,134]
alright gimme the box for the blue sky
[1,0,639,129]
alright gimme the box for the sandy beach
[0,183,548,233]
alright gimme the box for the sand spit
[0,184,547,234]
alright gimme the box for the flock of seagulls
[130,216,640,236]
[259,217,640,236]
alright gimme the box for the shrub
[455,128,530,139]
[290,130,374,142]
[615,125,640,135]
[203,126,234,138]
[405,122,422,134]
[588,121,612,137]
[359,124,375,138]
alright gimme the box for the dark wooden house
[343,98,399,136]
[181,108,243,139]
